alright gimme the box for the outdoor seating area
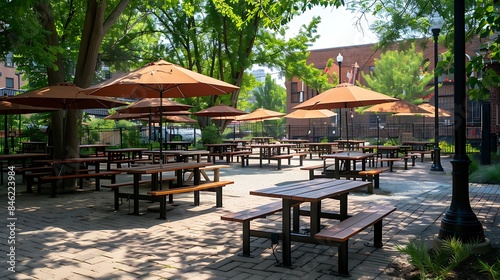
[4,149,499,279]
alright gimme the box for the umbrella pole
[345,109,349,155]
[3,114,9,155]
[376,116,380,167]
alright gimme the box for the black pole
[437,1,485,243]
[431,26,444,171]
[338,62,342,140]
[3,114,9,155]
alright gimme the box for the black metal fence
[2,122,494,155]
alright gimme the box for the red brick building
[284,39,499,143]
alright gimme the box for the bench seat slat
[221,201,282,222]
[315,206,396,242]
[147,180,233,196]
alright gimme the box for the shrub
[469,163,500,184]
[396,236,476,279]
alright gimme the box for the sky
[285,6,379,50]
[257,6,380,85]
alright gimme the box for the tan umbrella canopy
[105,111,191,120]
[293,83,397,148]
[80,59,239,98]
[80,59,238,164]
[363,99,430,114]
[0,99,58,114]
[8,82,127,109]
[7,82,127,158]
[150,115,197,124]
[194,104,247,117]
[235,108,285,122]
[116,98,193,114]
[284,109,336,119]
[293,83,398,110]
[417,103,452,117]
[0,99,58,154]
[235,108,285,136]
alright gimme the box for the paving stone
[4,156,498,279]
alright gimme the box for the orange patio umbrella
[116,98,193,114]
[80,59,238,166]
[284,109,336,119]
[7,82,128,158]
[8,82,127,110]
[363,99,430,114]
[235,108,285,136]
[0,98,58,154]
[294,83,397,147]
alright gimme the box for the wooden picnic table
[303,142,340,158]
[321,152,376,179]
[279,139,309,148]
[401,140,433,151]
[104,148,148,170]
[336,139,366,151]
[163,141,192,151]
[249,178,371,267]
[79,144,110,156]
[112,162,211,215]
[249,143,295,168]
[0,153,51,184]
[143,150,209,163]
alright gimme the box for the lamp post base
[430,147,444,171]
[433,236,492,254]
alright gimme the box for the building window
[5,52,13,67]
[291,82,301,103]
[5,77,14,88]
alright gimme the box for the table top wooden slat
[321,152,375,160]
[113,162,210,174]
[250,179,370,202]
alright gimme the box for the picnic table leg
[213,169,220,182]
[374,220,383,248]
[132,174,140,215]
[95,162,101,191]
[282,199,293,267]
[215,187,222,207]
[339,194,348,220]
[292,205,300,233]
[310,201,321,237]
[337,241,350,276]
[239,221,252,257]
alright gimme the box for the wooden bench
[183,164,230,183]
[377,157,403,172]
[40,171,120,197]
[294,152,309,166]
[358,168,389,193]
[102,176,177,211]
[315,206,396,276]
[402,153,419,169]
[221,201,283,257]
[147,180,234,219]
[221,150,252,163]
[300,164,334,180]
[410,150,434,162]
[270,154,294,169]
[25,171,52,193]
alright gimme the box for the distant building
[285,38,500,141]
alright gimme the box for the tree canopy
[362,43,433,103]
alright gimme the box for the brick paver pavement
[1,154,498,279]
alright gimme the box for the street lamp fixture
[430,13,444,172]
[337,53,343,139]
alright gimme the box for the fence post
[120,127,123,149]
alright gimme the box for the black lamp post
[436,2,486,245]
[430,13,444,172]
[337,53,343,139]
